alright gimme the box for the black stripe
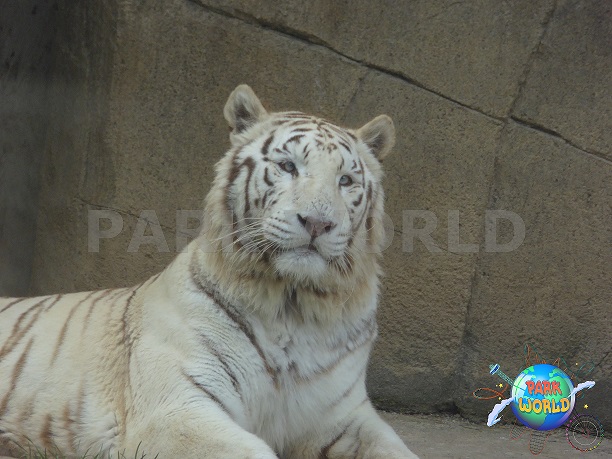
[44,294,63,311]
[183,371,231,414]
[323,123,352,140]
[338,140,352,153]
[82,289,114,335]
[242,157,256,217]
[295,333,373,382]
[327,144,338,154]
[122,283,143,373]
[51,291,98,364]
[359,159,365,183]
[319,427,348,459]
[328,367,366,409]
[62,401,75,455]
[199,334,241,397]
[261,133,275,156]
[268,222,290,234]
[283,134,304,148]
[225,147,243,212]
[0,297,27,313]
[261,189,274,208]
[190,271,278,388]
[0,298,48,361]
[352,182,373,233]
[263,168,274,187]
[0,337,34,417]
[40,413,54,451]
[288,119,313,126]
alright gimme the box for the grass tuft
[7,440,157,459]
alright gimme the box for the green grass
[7,453,148,459]
[6,441,157,459]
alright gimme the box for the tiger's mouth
[279,243,323,259]
[273,241,330,280]
[294,243,318,253]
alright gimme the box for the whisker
[209,220,262,238]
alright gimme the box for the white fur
[0,86,418,459]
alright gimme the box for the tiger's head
[203,85,394,290]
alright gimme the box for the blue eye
[339,175,353,186]
[280,161,297,174]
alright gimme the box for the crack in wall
[186,0,608,161]
[507,0,558,117]
[186,0,505,122]
[453,141,504,397]
[342,72,367,121]
[510,117,611,164]
[594,350,611,372]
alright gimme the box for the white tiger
[0,85,419,458]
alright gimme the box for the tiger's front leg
[129,404,279,459]
[289,400,419,459]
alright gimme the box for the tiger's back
[0,287,140,456]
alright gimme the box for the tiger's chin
[273,247,329,282]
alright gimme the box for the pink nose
[297,214,336,238]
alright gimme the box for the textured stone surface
[379,412,612,458]
[5,0,609,431]
[195,0,555,117]
[0,0,57,296]
[343,71,503,412]
[31,0,367,294]
[30,0,122,294]
[454,123,611,427]
[513,0,612,158]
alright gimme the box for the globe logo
[510,364,575,431]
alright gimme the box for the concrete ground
[381,412,611,458]
[2,412,608,458]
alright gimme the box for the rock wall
[0,0,57,296]
[7,0,610,425]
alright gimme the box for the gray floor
[1,412,609,458]
[381,412,611,459]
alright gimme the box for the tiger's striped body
[0,85,418,458]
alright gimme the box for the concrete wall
[0,0,57,296]
[4,0,610,426]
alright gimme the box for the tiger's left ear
[356,115,395,161]
[224,84,268,136]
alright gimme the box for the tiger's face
[213,85,395,283]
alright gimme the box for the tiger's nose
[297,213,336,238]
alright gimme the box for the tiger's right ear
[356,115,395,161]
[224,85,268,137]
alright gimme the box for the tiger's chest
[261,316,376,381]
[242,315,376,448]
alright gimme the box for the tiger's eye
[280,161,297,174]
[339,175,353,186]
